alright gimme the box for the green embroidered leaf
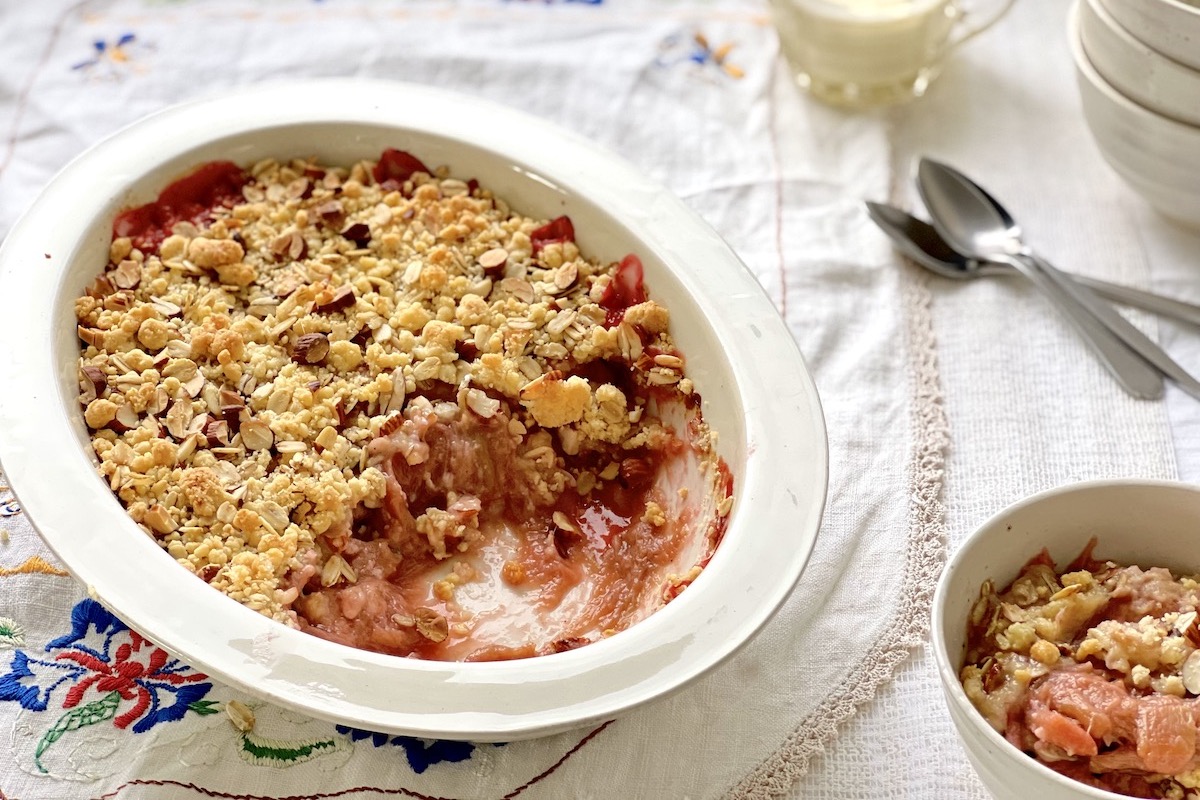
[238,732,341,766]
[187,699,220,716]
[34,690,120,774]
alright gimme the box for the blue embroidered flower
[72,33,138,71]
[72,32,154,80]
[656,32,745,79]
[336,725,476,773]
[0,599,213,771]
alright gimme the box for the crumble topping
[962,542,1200,798]
[75,150,731,658]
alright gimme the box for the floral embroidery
[657,32,745,79]
[0,617,25,648]
[0,469,19,517]
[336,725,476,773]
[0,556,70,577]
[72,33,152,80]
[0,599,214,772]
[239,730,345,766]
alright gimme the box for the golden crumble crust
[76,152,717,627]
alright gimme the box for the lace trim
[728,266,950,798]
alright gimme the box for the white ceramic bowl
[0,80,827,741]
[1097,0,1200,72]
[1069,1,1200,228]
[932,479,1200,800]
[1081,0,1200,127]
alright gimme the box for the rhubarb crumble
[75,149,733,661]
[962,542,1200,798]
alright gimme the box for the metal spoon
[914,158,1168,400]
[865,201,1200,327]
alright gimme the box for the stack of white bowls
[1068,0,1200,227]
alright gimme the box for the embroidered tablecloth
[1,1,1198,798]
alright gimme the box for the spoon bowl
[865,201,997,280]
[915,158,1200,401]
[915,159,1025,258]
[865,200,1200,327]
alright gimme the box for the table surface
[2,1,1199,798]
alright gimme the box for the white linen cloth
[0,1,1195,798]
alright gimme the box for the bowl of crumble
[0,80,827,741]
[933,480,1200,799]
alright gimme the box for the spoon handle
[1073,275,1200,328]
[995,254,1165,399]
[1028,253,1200,400]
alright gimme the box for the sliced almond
[314,426,339,450]
[259,501,289,533]
[108,403,140,433]
[186,412,210,438]
[246,298,279,319]
[647,368,681,386]
[285,177,311,200]
[219,386,244,407]
[465,388,500,419]
[291,332,330,364]
[616,323,643,361]
[379,413,404,437]
[77,326,105,349]
[150,297,182,317]
[385,370,407,415]
[269,230,307,262]
[554,262,578,290]
[545,309,576,337]
[240,419,274,451]
[413,607,449,643]
[1181,611,1200,648]
[86,275,116,299]
[225,700,255,733]
[109,259,142,290]
[477,248,508,273]
[372,323,394,344]
[315,199,346,230]
[267,387,293,414]
[440,178,469,197]
[315,285,356,313]
[1184,650,1200,695]
[203,418,231,447]
[165,401,193,440]
[215,501,238,525]
[183,372,206,398]
[341,223,370,247]
[144,504,176,535]
[499,277,535,305]
[202,382,222,415]
[146,387,170,416]
[80,365,106,403]
[175,432,201,464]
